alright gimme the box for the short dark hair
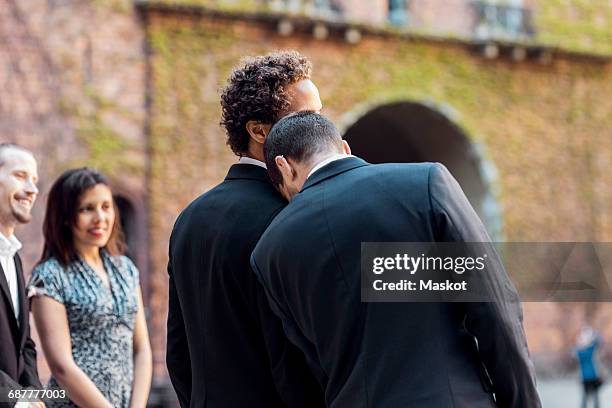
[0,143,33,167]
[39,168,126,266]
[264,111,342,187]
[220,50,312,156]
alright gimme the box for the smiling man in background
[0,143,43,408]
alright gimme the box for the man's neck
[245,143,265,163]
[0,221,15,239]
[306,153,351,179]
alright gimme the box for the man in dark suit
[251,112,541,408]
[166,52,325,407]
[0,143,43,408]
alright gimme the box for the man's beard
[10,203,33,224]
[13,210,32,224]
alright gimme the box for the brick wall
[0,0,147,378]
[145,9,612,375]
[1,0,611,385]
[409,0,475,36]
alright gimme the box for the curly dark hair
[220,50,312,156]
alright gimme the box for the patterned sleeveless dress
[28,252,139,408]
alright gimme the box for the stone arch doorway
[114,195,137,260]
[342,101,502,239]
[110,189,149,298]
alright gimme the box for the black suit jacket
[251,158,541,408]
[0,253,42,395]
[167,164,325,408]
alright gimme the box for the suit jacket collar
[0,253,25,341]
[0,260,12,319]
[225,163,271,183]
[301,156,369,193]
[15,254,27,341]
[0,233,22,315]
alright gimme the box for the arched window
[473,0,534,39]
[109,188,148,297]
[388,0,409,27]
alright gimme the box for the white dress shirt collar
[307,154,353,180]
[0,232,22,259]
[0,231,21,323]
[238,157,267,169]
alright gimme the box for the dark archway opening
[343,101,500,237]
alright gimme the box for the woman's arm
[31,296,113,408]
[130,288,152,408]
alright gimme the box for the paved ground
[538,378,612,408]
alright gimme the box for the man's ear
[275,155,294,181]
[246,121,272,145]
[342,140,352,155]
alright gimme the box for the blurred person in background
[28,168,151,408]
[0,143,44,408]
[575,325,604,408]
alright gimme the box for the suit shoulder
[183,178,282,214]
[178,181,226,215]
[172,178,285,241]
[171,183,219,227]
[344,162,436,191]
[369,161,437,175]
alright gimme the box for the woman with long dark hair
[28,168,151,408]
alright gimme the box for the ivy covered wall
[4,0,609,382]
[535,0,612,56]
[144,10,611,371]
[0,0,147,270]
[151,0,612,55]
